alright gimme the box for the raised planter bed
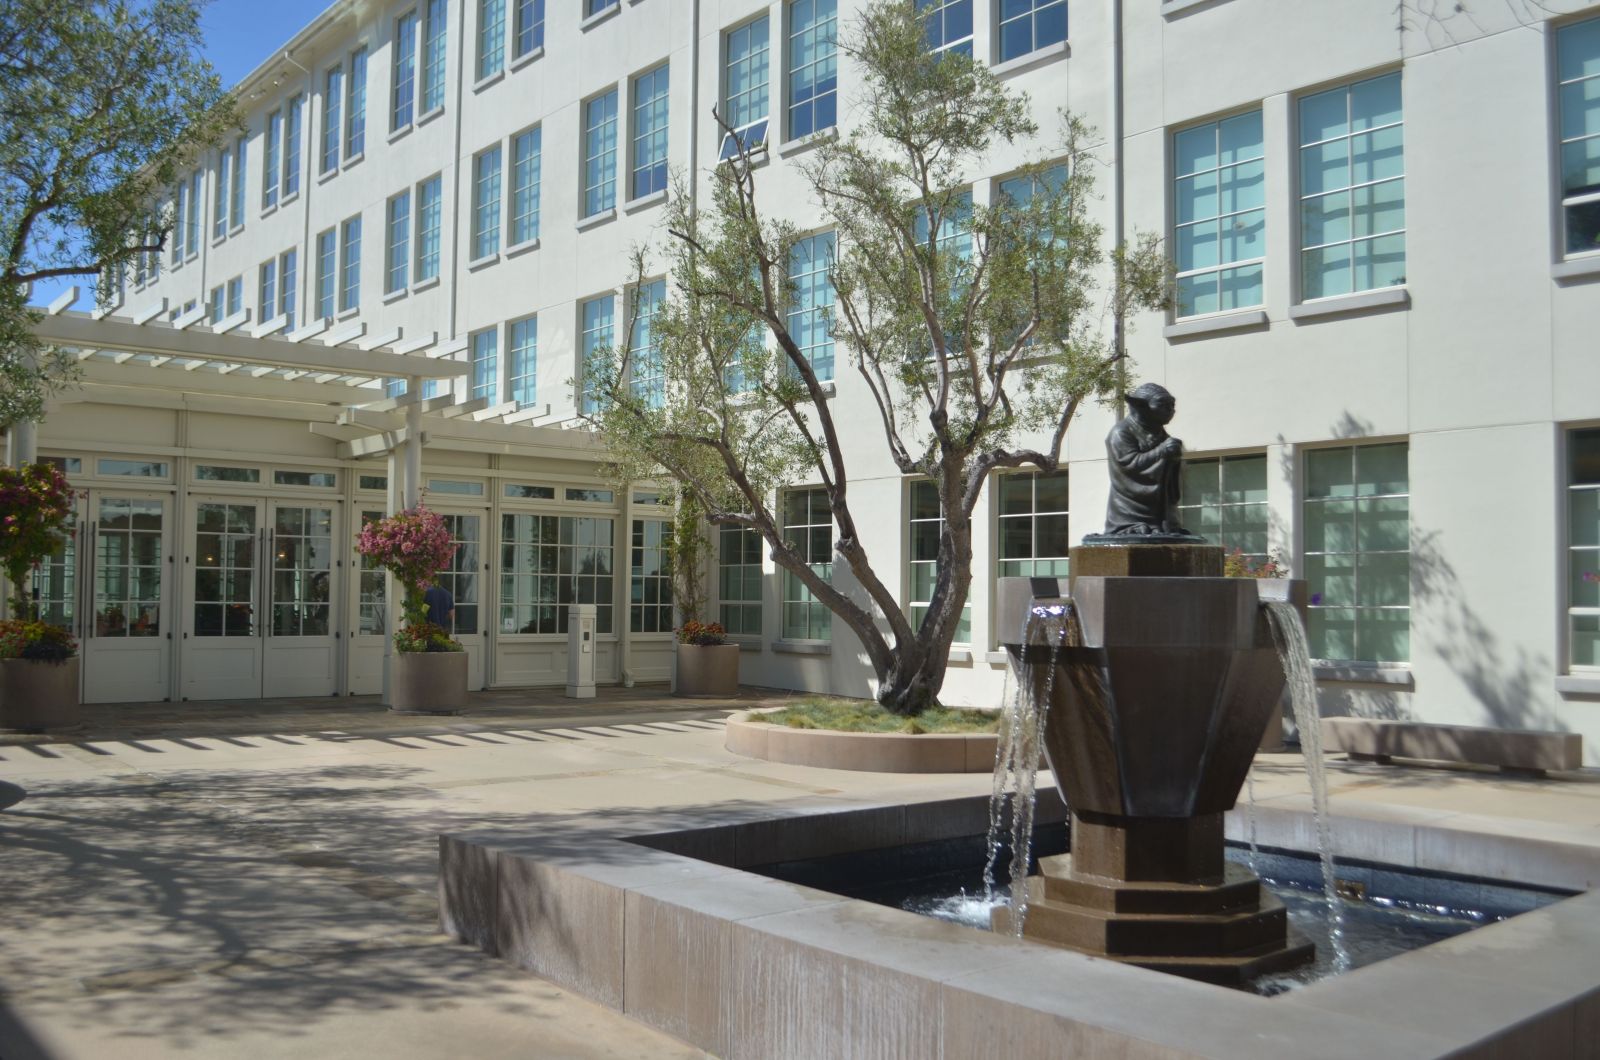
[724,710,999,773]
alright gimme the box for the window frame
[339,214,362,313]
[1566,426,1600,671]
[780,486,833,641]
[721,15,771,160]
[995,0,1066,64]
[415,173,443,283]
[718,524,763,636]
[321,61,344,175]
[1172,108,1266,320]
[345,44,369,159]
[906,478,971,644]
[630,63,670,201]
[1556,16,1600,259]
[392,10,419,132]
[510,125,541,246]
[582,88,620,218]
[471,142,504,260]
[386,188,412,294]
[786,0,837,141]
[509,314,537,405]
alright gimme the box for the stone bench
[1321,717,1583,775]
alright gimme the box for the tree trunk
[875,649,949,716]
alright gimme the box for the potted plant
[356,505,466,713]
[675,619,740,696]
[0,462,80,731]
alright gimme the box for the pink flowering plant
[355,506,461,652]
[0,462,78,628]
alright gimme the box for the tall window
[213,147,232,238]
[781,487,832,640]
[225,275,243,316]
[510,126,541,244]
[586,0,618,14]
[722,17,770,159]
[580,294,614,413]
[259,258,277,323]
[788,232,835,381]
[1174,111,1264,318]
[478,0,506,80]
[998,0,1065,62]
[422,0,448,112]
[1558,17,1600,256]
[629,279,666,408]
[509,316,537,404]
[339,215,362,312]
[499,514,615,634]
[631,65,670,199]
[359,511,388,635]
[470,328,498,401]
[416,174,442,282]
[393,11,419,130]
[322,63,344,174]
[171,183,187,263]
[1178,454,1268,563]
[908,480,970,642]
[1299,72,1405,300]
[472,144,503,259]
[788,0,836,139]
[719,526,763,635]
[630,518,674,632]
[1568,428,1600,669]
[263,110,282,208]
[284,95,303,196]
[185,172,202,254]
[208,285,224,323]
[916,0,972,57]
[996,471,1069,578]
[583,90,619,216]
[386,189,411,293]
[1303,443,1410,664]
[316,228,337,319]
[279,248,298,331]
[346,46,368,158]
[514,0,544,59]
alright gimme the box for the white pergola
[28,287,603,506]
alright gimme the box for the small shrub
[677,620,727,646]
[1223,548,1289,579]
[393,620,463,654]
[754,697,999,734]
[0,619,77,662]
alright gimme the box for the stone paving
[0,688,1596,1058]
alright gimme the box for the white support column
[7,421,38,466]
[381,449,404,706]
[404,376,422,508]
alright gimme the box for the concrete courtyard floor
[1,688,1597,1058]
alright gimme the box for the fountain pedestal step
[1033,854,1261,914]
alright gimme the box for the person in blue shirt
[423,581,455,629]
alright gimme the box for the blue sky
[27,0,336,308]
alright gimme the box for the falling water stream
[1263,599,1351,971]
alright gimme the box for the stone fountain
[993,383,1315,984]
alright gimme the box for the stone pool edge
[438,792,1600,1059]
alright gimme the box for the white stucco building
[26,0,1600,764]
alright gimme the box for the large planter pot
[390,650,468,714]
[0,657,81,732]
[675,642,739,697]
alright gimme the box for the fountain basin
[439,793,1600,1059]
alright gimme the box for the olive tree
[586,0,1169,715]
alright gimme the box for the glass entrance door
[437,512,485,689]
[263,502,338,696]
[83,494,171,703]
[347,508,388,695]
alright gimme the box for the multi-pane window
[916,0,973,57]
[478,0,506,80]
[346,46,368,158]
[514,0,544,59]
[1303,443,1410,664]
[632,65,670,200]
[228,137,246,233]
[213,146,232,239]
[435,514,481,635]
[1558,17,1600,256]
[997,0,1066,62]
[208,285,224,323]
[279,248,298,331]
[97,498,163,638]
[393,11,419,130]
[263,110,282,209]
[908,480,971,642]
[185,172,202,255]
[630,518,674,632]
[416,174,443,282]
[259,258,277,323]
[339,215,362,312]
[284,95,303,196]
[586,0,618,15]
[358,511,387,635]
[788,232,835,380]
[322,63,344,174]
[510,126,541,244]
[225,275,243,317]
[1174,111,1265,318]
[781,487,832,640]
[996,471,1069,578]
[788,0,836,139]
[719,525,763,635]
[499,514,615,635]
[509,316,537,404]
[914,188,973,351]
[472,144,503,259]
[387,190,411,293]
[584,90,619,217]
[171,183,187,263]
[723,17,770,159]
[580,294,614,413]
[422,0,448,112]
[629,279,666,408]
[1567,428,1600,669]
[1178,454,1268,563]
[1299,72,1405,300]
[316,228,337,319]
[471,327,498,401]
